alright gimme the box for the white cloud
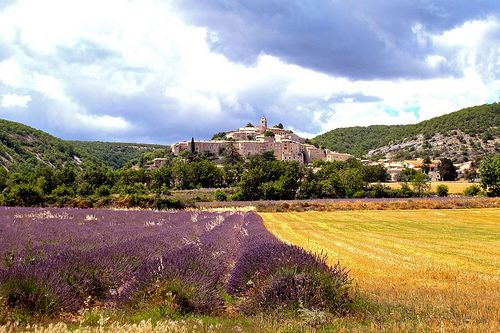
[0,59,25,87]
[0,1,499,143]
[74,113,131,133]
[1,93,31,107]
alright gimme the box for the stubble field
[383,181,473,194]
[261,209,500,332]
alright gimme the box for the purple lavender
[0,207,353,319]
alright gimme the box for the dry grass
[261,209,500,332]
[383,181,475,194]
[253,197,500,213]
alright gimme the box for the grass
[260,209,500,332]
[382,181,475,194]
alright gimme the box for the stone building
[171,117,352,164]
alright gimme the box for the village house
[169,117,466,183]
[323,149,353,162]
[170,116,352,164]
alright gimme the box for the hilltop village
[171,117,352,164]
[167,117,475,183]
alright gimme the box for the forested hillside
[0,119,99,172]
[70,141,168,169]
[314,103,500,161]
[0,119,168,171]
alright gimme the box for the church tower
[259,116,267,134]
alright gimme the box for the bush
[4,184,44,207]
[214,189,227,201]
[397,182,413,198]
[463,184,481,197]
[228,242,352,314]
[368,183,396,198]
[228,189,247,201]
[436,184,449,197]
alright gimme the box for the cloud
[173,0,500,80]
[0,0,498,145]
[1,93,31,107]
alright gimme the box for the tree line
[5,143,499,208]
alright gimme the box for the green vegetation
[0,118,168,171]
[5,102,500,208]
[0,119,99,172]
[70,141,168,169]
[436,184,449,197]
[479,154,500,196]
[314,102,500,158]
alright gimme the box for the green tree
[150,166,173,194]
[363,164,388,183]
[33,167,56,194]
[479,154,500,196]
[78,166,114,195]
[247,151,277,167]
[411,171,431,197]
[190,137,195,154]
[238,168,262,200]
[436,184,449,197]
[214,189,227,201]
[439,158,457,181]
[5,184,43,206]
[193,160,224,188]
[55,166,76,186]
[211,131,226,140]
[264,130,275,137]
[0,167,8,192]
[172,162,196,190]
[220,143,243,165]
[338,167,366,198]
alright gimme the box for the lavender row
[0,207,352,320]
[0,207,215,263]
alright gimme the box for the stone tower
[259,116,267,134]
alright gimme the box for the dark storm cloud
[173,0,500,79]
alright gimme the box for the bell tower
[260,116,267,134]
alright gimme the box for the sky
[0,0,499,145]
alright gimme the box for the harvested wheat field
[261,209,500,332]
[383,181,473,194]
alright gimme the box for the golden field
[261,209,500,332]
[383,181,475,194]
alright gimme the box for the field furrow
[261,209,500,331]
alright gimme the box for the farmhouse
[171,116,352,164]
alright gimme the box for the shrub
[214,189,227,201]
[228,242,352,314]
[436,184,449,197]
[4,184,44,207]
[463,184,481,197]
[368,183,396,198]
[228,189,247,201]
[397,182,413,198]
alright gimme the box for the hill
[69,141,169,169]
[0,118,169,171]
[0,119,99,172]
[313,102,500,161]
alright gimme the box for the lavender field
[0,207,351,325]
